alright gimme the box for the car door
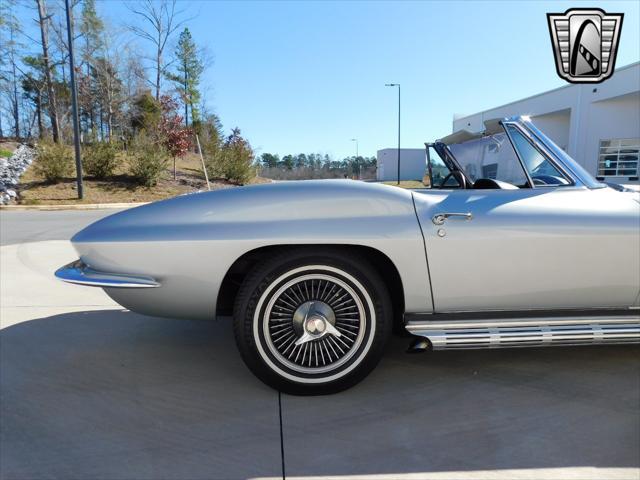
[414,124,640,313]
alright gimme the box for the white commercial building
[376,148,425,182]
[454,62,640,184]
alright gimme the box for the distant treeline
[258,153,376,180]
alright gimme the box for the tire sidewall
[233,249,392,395]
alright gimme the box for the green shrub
[0,148,13,158]
[131,91,161,132]
[83,142,120,178]
[35,141,73,182]
[219,148,255,184]
[128,134,169,187]
[205,127,255,184]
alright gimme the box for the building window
[598,139,640,178]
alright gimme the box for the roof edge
[454,61,640,123]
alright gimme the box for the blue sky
[18,1,640,159]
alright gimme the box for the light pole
[385,83,401,185]
[65,0,83,199]
[350,138,358,178]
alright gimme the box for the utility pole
[385,83,401,184]
[350,138,358,179]
[65,0,83,199]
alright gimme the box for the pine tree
[167,28,203,128]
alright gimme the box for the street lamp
[385,83,401,185]
[350,138,359,179]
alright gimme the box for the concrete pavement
[1,210,639,479]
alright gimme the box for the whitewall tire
[233,248,392,395]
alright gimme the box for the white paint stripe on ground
[251,466,639,480]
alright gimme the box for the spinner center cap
[305,315,327,335]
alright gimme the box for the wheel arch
[216,244,405,329]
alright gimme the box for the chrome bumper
[55,260,160,288]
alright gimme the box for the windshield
[447,133,529,187]
[523,119,605,189]
[505,124,570,186]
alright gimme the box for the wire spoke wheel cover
[253,265,376,384]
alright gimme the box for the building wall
[579,92,640,182]
[376,148,426,181]
[530,109,571,151]
[452,62,640,183]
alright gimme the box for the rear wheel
[233,249,392,395]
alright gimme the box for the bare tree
[94,31,128,141]
[123,47,147,98]
[0,0,24,138]
[127,0,189,101]
[35,0,60,142]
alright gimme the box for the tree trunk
[184,61,188,127]
[155,43,161,100]
[36,0,60,143]
[27,106,36,137]
[11,86,19,138]
[105,82,113,141]
[107,107,113,141]
[36,88,44,139]
[11,42,20,138]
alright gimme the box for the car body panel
[70,180,433,320]
[60,117,640,327]
[413,186,640,312]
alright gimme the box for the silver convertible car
[56,116,640,394]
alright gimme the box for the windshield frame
[518,117,605,189]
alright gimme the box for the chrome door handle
[432,212,473,225]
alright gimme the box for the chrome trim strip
[406,315,640,350]
[55,260,160,288]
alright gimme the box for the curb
[0,202,149,211]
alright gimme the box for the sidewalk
[0,201,147,211]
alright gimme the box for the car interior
[426,122,572,190]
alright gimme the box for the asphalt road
[0,209,123,246]
[1,210,639,480]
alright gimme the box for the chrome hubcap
[263,274,366,374]
[292,301,342,346]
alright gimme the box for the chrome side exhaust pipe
[405,315,640,350]
[406,337,432,353]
